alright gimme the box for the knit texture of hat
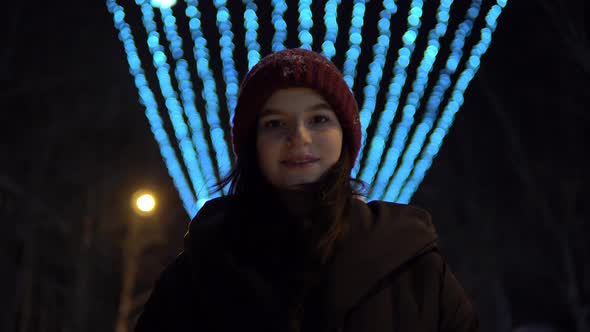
[231,48,361,167]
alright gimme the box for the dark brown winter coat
[135,194,478,332]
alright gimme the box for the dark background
[1,0,588,331]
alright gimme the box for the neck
[271,182,325,220]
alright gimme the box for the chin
[285,181,312,188]
[281,176,320,188]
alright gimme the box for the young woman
[135,48,479,332]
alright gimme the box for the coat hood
[185,194,438,330]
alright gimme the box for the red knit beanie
[232,48,361,168]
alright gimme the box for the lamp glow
[136,193,156,213]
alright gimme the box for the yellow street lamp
[136,194,156,213]
[117,189,161,332]
[131,190,157,217]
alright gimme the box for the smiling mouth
[281,159,319,168]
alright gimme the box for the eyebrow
[260,102,332,117]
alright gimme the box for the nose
[287,122,311,146]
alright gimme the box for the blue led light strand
[212,0,239,191]
[137,0,206,198]
[351,0,398,175]
[185,0,233,193]
[106,0,196,215]
[382,0,483,202]
[271,0,288,52]
[321,0,341,60]
[160,7,213,198]
[213,0,239,116]
[243,0,261,70]
[370,0,454,200]
[357,0,424,186]
[342,0,367,88]
[297,0,313,50]
[396,0,508,203]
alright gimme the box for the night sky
[2,0,588,331]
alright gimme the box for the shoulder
[356,199,436,238]
[366,200,432,224]
[185,195,241,239]
[184,194,248,255]
[192,195,241,224]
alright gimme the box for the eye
[262,119,284,129]
[311,115,330,124]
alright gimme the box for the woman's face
[256,88,343,189]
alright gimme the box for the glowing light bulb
[136,194,156,213]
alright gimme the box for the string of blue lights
[396,0,508,203]
[382,0,483,202]
[212,0,239,196]
[352,0,398,176]
[370,0,454,200]
[160,7,214,199]
[271,0,288,52]
[342,0,368,88]
[357,0,424,186]
[298,0,314,50]
[212,0,239,119]
[136,0,205,201]
[243,0,262,70]
[185,0,232,197]
[106,0,196,215]
[321,0,341,60]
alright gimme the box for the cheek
[256,137,280,166]
[319,131,343,158]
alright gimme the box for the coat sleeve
[134,252,194,332]
[437,256,480,332]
